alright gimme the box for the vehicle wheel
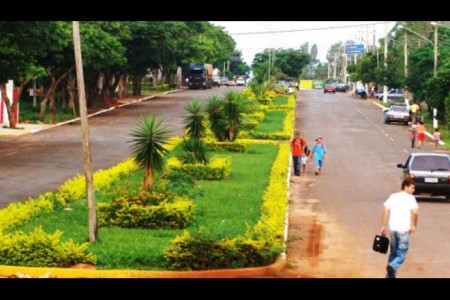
[333,92,335,94]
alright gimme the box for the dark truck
[187,63,213,89]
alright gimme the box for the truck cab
[187,63,213,89]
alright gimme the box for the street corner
[0,123,52,138]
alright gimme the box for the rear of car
[385,104,410,125]
[335,83,348,92]
[324,83,336,94]
[397,153,450,199]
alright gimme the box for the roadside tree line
[0,21,243,128]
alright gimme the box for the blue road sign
[346,44,365,54]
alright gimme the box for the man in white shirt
[380,179,419,278]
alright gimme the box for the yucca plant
[205,94,225,141]
[129,114,171,190]
[184,99,207,142]
[223,90,242,141]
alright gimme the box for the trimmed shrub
[166,156,231,180]
[0,227,96,267]
[205,139,250,152]
[164,231,280,270]
[97,192,195,229]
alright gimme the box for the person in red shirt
[290,131,307,176]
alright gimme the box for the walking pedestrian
[433,128,441,150]
[409,102,420,124]
[416,121,426,149]
[290,131,307,176]
[380,179,419,279]
[310,136,327,175]
[410,123,417,148]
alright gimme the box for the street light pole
[404,33,409,101]
[383,23,388,103]
[434,22,438,77]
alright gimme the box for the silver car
[397,153,450,200]
[384,104,410,125]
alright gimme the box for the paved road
[289,90,450,278]
[0,87,244,208]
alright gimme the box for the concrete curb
[0,258,285,278]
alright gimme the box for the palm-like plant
[205,94,225,141]
[184,99,207,141]
[223,90,242,141]
[129,114,171,190]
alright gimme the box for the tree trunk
[39,66,74,123]
[144,167,153,190]
[117,74,125,99]
[152,69,159,88]
[0,84,16,129]
[133,75,142,96]
[61,83,67,110]
[66,78,76,116]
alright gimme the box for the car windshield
[411,156,450,171]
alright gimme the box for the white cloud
[210,21,396,65]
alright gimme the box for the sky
[210,21,397,65]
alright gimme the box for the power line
[227,22,394,36]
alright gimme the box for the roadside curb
[0,257,285,278]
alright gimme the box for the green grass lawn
[19,99,79,124]
[253,111,286,133]
[13,143,278,270]
[272,96,289,105]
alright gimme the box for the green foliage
[0,193,54,234]
[205,139,250,152]
[129,114,172,188]
[0,227,96,267]
[184,99,207,142]
[205,94,226,141]
[251,48,311,82]
[222,90,242,141]
[97,192,195,229]
[177,139,209,165]
[164,231,280,270]
[167,156,231,180]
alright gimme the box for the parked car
[212,75,221,87]
[235,77,246,86]
[383,103,423,125]
[220,77,236,87]
[375,88,404,100]
[335,83,348,92]
[383,104,410,125]
[397,153,450,200]
[324,83,336,94]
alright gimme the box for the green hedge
[0,227,96,267]
[98,194,195,229]
[166,156,231,180]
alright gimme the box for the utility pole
[72,21,97,243]
[434,21,438,77]
[333,51,338,79]
[383,23,388,103]
[404,33,409,101]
